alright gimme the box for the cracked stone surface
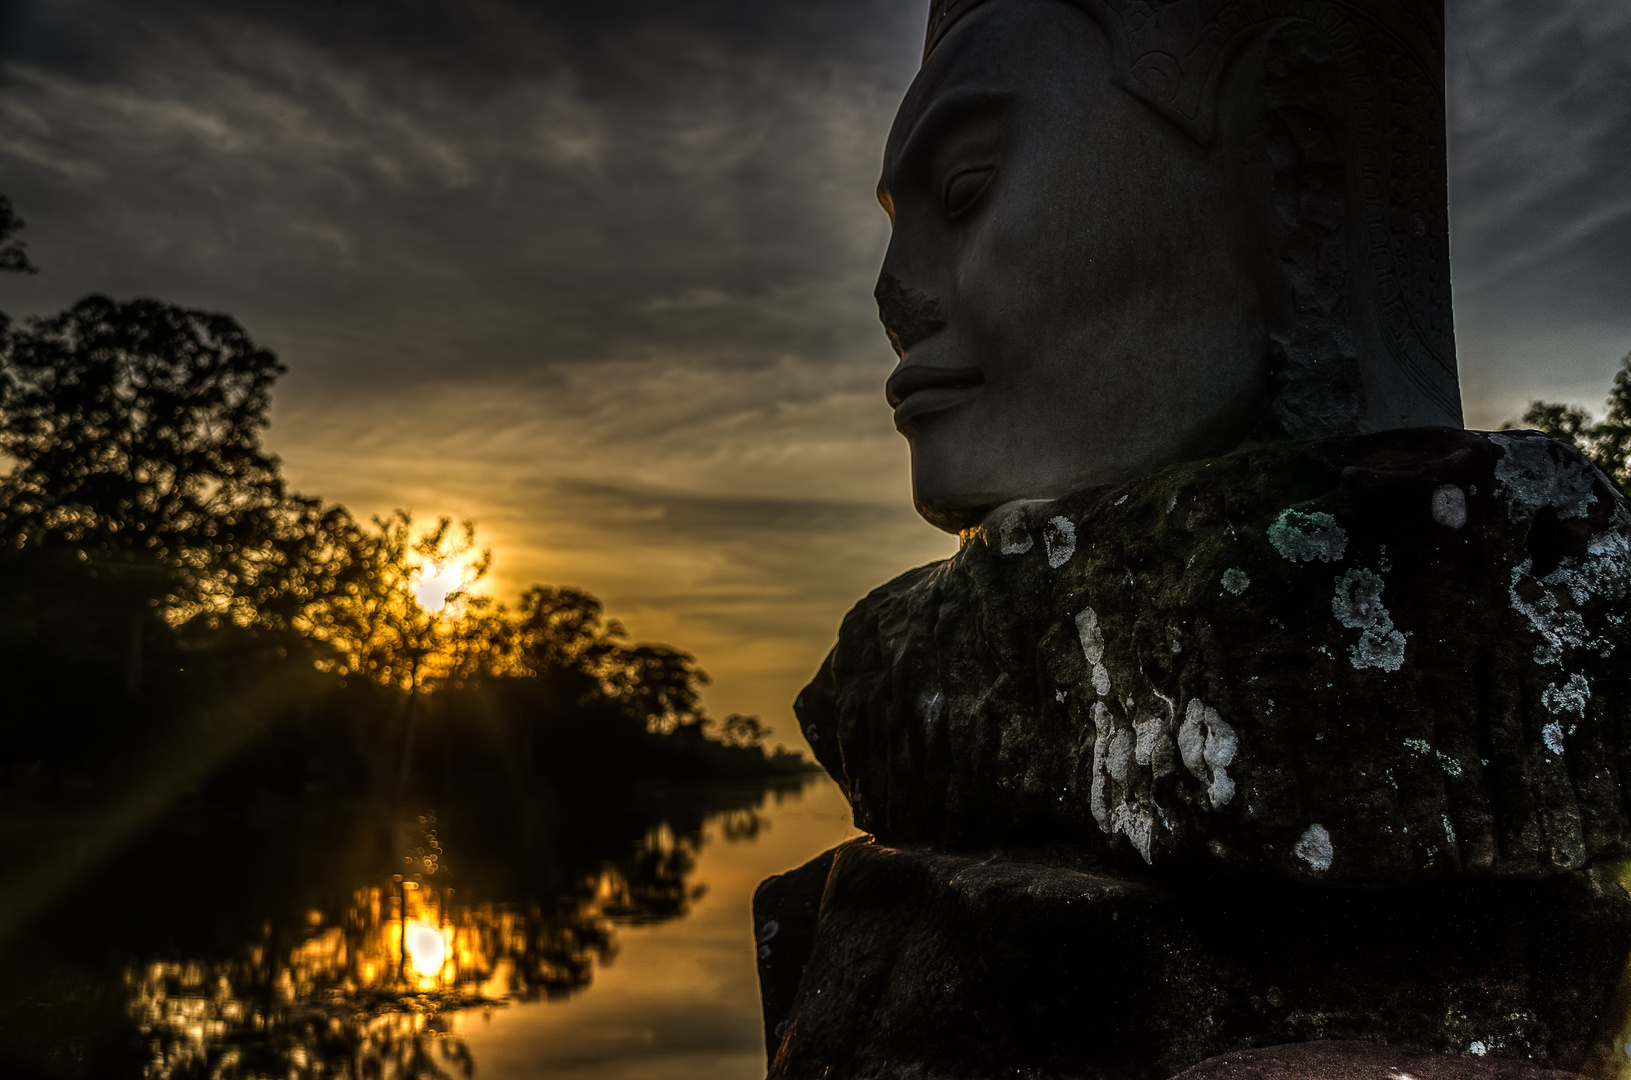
[796,429,1631,886]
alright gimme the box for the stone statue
[877,0,1459,532]
[754,3,1631,1079]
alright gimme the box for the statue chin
[906,405,1282,534]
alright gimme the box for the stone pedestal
[762,431,1631,1078]
[798,429,1631,885]
[757,841,1631,1080]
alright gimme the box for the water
[449,777,859,1079]
[0,773,861,1079]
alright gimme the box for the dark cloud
[2,0,1627,722]
[0,0,919,395]
[1446,0,1631,419]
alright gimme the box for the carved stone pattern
[1098,0,1458,420]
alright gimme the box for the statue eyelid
[888,90,1010,195]
[942,164,996,218]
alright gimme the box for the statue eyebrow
[882,90,1010,201]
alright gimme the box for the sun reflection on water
[120,808,708,1080]
[405,920,449,980]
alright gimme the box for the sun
[414,561,465,612]
[404,920,449,979]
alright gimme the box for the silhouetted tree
[511,586,622,681]
[606,643,710,735]
[713,712,772,749]
[0,195,798,784]
[0,194,37,276]
[1507,350,1631,490]
[506,587,714,736]
[0,295,294,692]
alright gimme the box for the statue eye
[943,165,995,218]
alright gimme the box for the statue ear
[1232,21,1368,440]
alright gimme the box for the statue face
[877,0,1269,533]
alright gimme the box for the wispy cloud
[1447,0,1631,422]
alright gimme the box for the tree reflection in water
[1,782,787,1080]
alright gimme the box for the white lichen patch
[1179,699,1237,807]
[999,513,1033,555]
[1268,509,1347,563]
[1090,702,1114,828]
[1090,698,1178,862]
[1490,432,1598,521]
[1294,824,1334,872]
[1076,607,1112,697]
[1107,725,1135,783]
[1509,525,1631,664]
[1110,802,1158,864]
[1044,516,1077,568]
[1332,568,1406,671]
[1576,528,1631,602]
[1431,484,1468,528]
[1543,721,1565,756]
[1543,673,1590,720]
[1510,559,1590,665]
[1076,607,1104,663]
[1221,568,1250,595]
[1134,715,1176,778]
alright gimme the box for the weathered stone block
[762,841,1631,1080]
[797,430,1631,885]
[753,845,836,1057]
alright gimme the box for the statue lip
[886,364,985,410]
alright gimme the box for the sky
[0,0,1628,738]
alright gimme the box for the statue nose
[875,272,947,356]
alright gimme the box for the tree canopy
[0,296,292,622]
[0,194,37,276]
[0,193,795,780]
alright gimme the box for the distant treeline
[0,195,808,798]
[1504,352,1631,491]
